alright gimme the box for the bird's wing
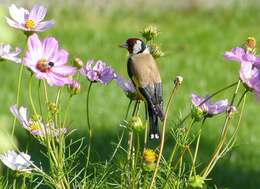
[127,53,164,120]
[128,53,161,87]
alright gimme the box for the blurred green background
[1,0,260,188]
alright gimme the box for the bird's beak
[119,43,128,49]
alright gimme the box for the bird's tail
[148,105,159,139]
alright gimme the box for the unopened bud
[48,102,58,114]
[73,57,84,69]
[227,105,237,116]
[141,25,159,41]
[69,80,81,95]
[188,175,205,189]
[128,116,144,132]
[149,43,164,59]
[245,37,256,54]
[246,37,256,49]
[175,76,183,85]
[191,106,204,122]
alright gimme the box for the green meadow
[0,3,260,188]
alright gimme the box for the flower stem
[109,100,132,162]
[85,81,93,174]
[127,100,140,188]
[29,75,38,116]
[148,78,182,189]
[202,80,241,178]
[189,118,206,178]
[11,64,24,136]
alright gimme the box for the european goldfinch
[120,38,164,139]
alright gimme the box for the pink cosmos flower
[80,60,115,84]
[225,47,260,95]
[23,34,76,86]
[0,43,21,63]
[6,4,54,32]
[10,104,67,137]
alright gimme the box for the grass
[0,4,260,188]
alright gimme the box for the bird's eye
[48,62,54,67]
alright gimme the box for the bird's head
[120,38,147,55]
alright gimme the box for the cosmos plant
[0,3,256,189]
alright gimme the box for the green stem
[236,89,248,108]
[84,81,93,177]
[148,79,182,189]
[12,173,16,189]
[29,75,38,116]
[127,101,140,188]
[11,65,24,136]
[109,100,132,162]
[189,118,206,178]
[202,80,241,178]
[38,81,43,116]
[127,101,139,161]
[211,93,247,173]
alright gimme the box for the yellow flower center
[36,59,54,72]
[24,19,35,29]
[143,149,157,164]
[29,122,40,131]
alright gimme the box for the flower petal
[42,37,58,60]
[26,34,42,63]
[29,5,47,23]
[34,20,54,32]
[51,66,76,77]
[224,47,245,63]
[8,4,28,24]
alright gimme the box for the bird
[120,38,164,139]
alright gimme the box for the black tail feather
[148,105,159,139]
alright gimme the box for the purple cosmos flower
[0,151,32,172]
[239,61,260,95]
[191,93,228,117]
[224,47,260,65]
[6,4,54,32]
[0,43,21,63]
[80,60,115,84]
[115,76,135,94]
[115,76,141,100]
[225,47,260,95]
[23,34,76,86]
[10,104,66,137]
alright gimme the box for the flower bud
[245,37,256,54]
[149,43,164,59]
[69,80,81,95]
[48,102,58,114]
[191,106,204,122]
[73,57,84,69]
[128,116,144,132]
[143,148,157,165]
[227,105,237,117]
[141,25,159,41]
[175,75,183,85]
[188,175,205,189]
